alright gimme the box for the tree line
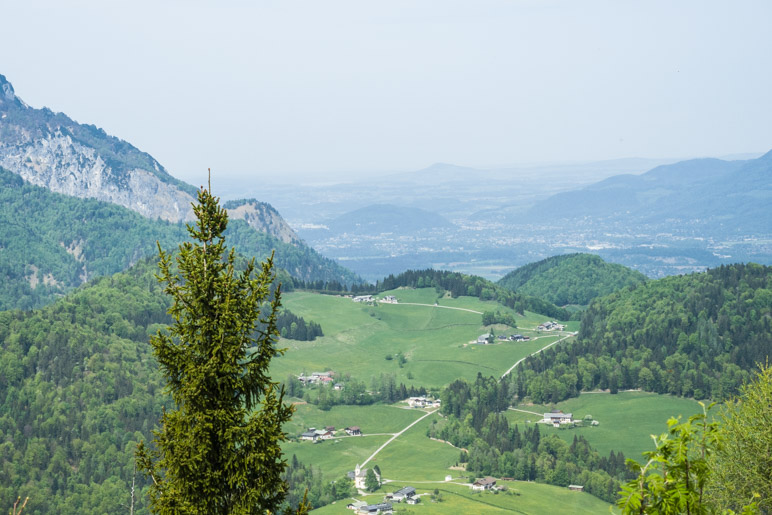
[515,263,770,404]
[432,373,632,503]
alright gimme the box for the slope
[0,166,358,310]
[497,253,648,306]
[514,263,771,404]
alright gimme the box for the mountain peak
[0,74,17,103]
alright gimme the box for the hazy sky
[3,1,771,185]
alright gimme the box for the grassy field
[283,434,392,480]
[285,403,426,436]
[368,412,460,482]
[311,481,615,514]
[273,290,575,389]
[506,391,703,459]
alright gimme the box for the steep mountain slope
[497,253,647,306]
[0,73,311,245]
[0,167,358,310]
[526,153,772,235]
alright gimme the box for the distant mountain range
[526,153,772,236]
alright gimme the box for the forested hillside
[0,258,324,513]
[515,263,771,404]
[431,374,631,503]
[375,268,569,319]
[0,167,358,310]
[497,253,647,306]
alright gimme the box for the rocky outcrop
[0,128,196,222]
[225,199,302,245]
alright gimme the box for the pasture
[506,391,703,459]
[274,290,575,389]
[311,480,614,514]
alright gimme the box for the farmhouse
[381,295,398,303]
[568,485,584,492]
[472,476,497,491]
[352,295,374,303]
[477,333,493,344]
[543,410,573,427]
[300,430,318,442]
[391,486,416,502]
[356,502,392,514]
[345,426,362,436]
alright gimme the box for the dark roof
[395,486,416,496]
[364,502,392,511]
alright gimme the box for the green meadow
[506,391,703,459]
[311,481,614,514]
[273,289,575,388]
[285,403,426,436]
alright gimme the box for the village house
[345,426,362,436]
[472,476,497,491]
[543,410,573,427]
[381,295,398,304]
[537,321,566,331]
[300,429,318,442]
[352,295,374,303]
[356,502,392,514]
[477,333,493,344]
[390,486,416,502]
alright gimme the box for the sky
[2,0,772,186]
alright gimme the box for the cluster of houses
[346,485,418,514]
[476,333,531,344]
[297,371,344,390]
[406,396,440,409]
[351,295,398,304]
[299,425,361,442]
[537,321,566,331]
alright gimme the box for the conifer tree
[136,178,296,513]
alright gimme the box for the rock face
[0,73,301,243]
[225,199,302,245]
[0,128,197,222]
[0,74,198,223]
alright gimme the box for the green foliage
[365,468,380,492]
[0,166,358,311]
[708,364,772,512]
[277,310,323,341]
[497,253,647,307]
[617,403,720,514]
[282,456,353,511]
[135,185,294,513]
[516,263,771,403]
[0,258,170,513]
[375,269,569,319]
[481,310,517,327]
[434,374,628,503]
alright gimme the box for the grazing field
[368,412,460,482]
[311,480,615,514]
[283,434,391,480]
[285,403,425,436]
[273,290,575,388]
[506,391,703,459]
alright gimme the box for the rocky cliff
[0,74,302,245]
